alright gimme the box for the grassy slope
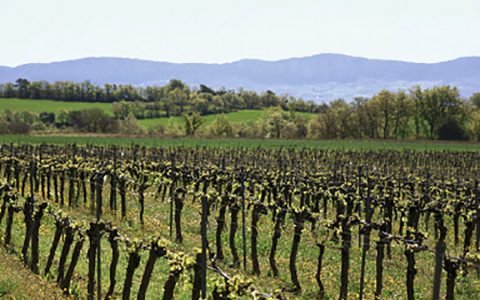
[0,134,480,151]
[0,98,113,115]
[0,98,316,129]
[138,110,316,129]
[0,247,68,299]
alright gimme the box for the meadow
[0,98,317,130]
[0,98,114,115]
[138,110,316,129]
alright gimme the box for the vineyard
[0,144,479,299]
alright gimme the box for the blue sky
[1,0,479,66]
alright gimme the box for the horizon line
[2,52,480,68]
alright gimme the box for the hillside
[0,98,315,129]
[138,110,315,129]
[1,54,479,102]
[0,98,113,115]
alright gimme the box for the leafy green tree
[466,107,480,141]
[191,94,210,115]
[166,79,188,92]
[260,90,280,108]
[183,112,203,136]
[39,112,55,124]
[238,89,260,109]
[261,108,287,139]
[420,86,462,139]
[199,84,216,95]
[166,88,188,116]
[29,81,44,99]
[409,86,425,139]
[392,91,413,138]
[1,110,31,134]
[314,99,357,139]
[354,97,380,138]
[371,90,396,139]
[209,114,234,137]
[112,101,133,119]
[0,83,15,97]
[68,108,118,133]
[118,115,146,135]
[262,107,308,139]
[470,92,480,108]
[15,78,31,98]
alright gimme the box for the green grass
[0,98,315,129]
[0,134,480,151]
[138,110,316,129]
[0,98,113,115]
[0,247,68,299]
[138,110,264,128]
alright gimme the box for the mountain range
[1,54,479,102]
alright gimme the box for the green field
[0,98,316,130]
[138,110,316,129]
[0,134,480,151]
[0,98,113,115]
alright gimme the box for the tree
[68,108,118,133]
[470,92,480,108]
[1,110,32,134]
[309,100,357,139]
[118,115,146,135]
[166,88,188,116]
[466,108,480,141]
[260,90,280,108]
[199,84,216,95]
[191,94,210,115]
[183,112,203,136]
[15,78,31,98]
[420,86,462,139]
[239,89,260,109]
[371,90,396,139]
[29,81,44,99]
[112,101,133,119]
[409,86,425,139]
[166,79,188,92]
[209,115,234,137]
[80,81,96,101]
[0,83,15,97]
[262,107,309,139]
[392,91,413,138]
[262,108,287,139]
[354,97,380,139]
[39,112,55,124]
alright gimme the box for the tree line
[309,86,480,140]
[0,78,321,117]
[205,86,480,141]
[2,78,480,141]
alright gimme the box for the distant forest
[1,78,480,141]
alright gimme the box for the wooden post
[240,167,247,271]
[170,154,175,239]
[201,194,208,298]
[432,213,446,300]
[359,176,372,300]
[95,177,102,300]
[475,180,480,277]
